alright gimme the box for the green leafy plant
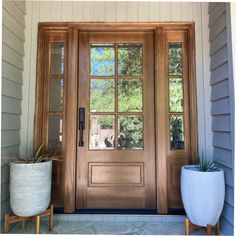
[195,152,219,172]
[13,143,61,164]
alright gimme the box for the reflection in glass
[118,44,142,76]
[48,115,63,149]
[118,115,143,150]
[90,115,115,149]
[170,115,184,150]
[50,42,64,75]
[118,79,142,112]
[90,79,115,112]
[50,78,63,112]
[169,43,183,76]
[90,44,115,76]
[169,78,183,112]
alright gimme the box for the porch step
[44,214,186,223]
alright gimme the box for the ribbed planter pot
[10,160,52,217]
[181,165,225,227]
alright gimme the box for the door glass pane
[90,44,115,76]
[48,115,63,149]
[50,42,64,75]
[169,78,183,112]
[90,79,115,112]
[89,115,115,150]
[118,115,143,150]
[170,115,184,150]
[118,79,142,112]
[50,78,63,112]
[169,43,182,76]
[118,44,143,76]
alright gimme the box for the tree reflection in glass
[118,115,143,150]
[90,44,115,76]
[118,44,142,76]
[118,79,142,112]
[168,43,183,76]
[90,79,115,112]
[170,115,184,150]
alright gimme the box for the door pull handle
[79,108,85,147]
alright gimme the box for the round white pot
[181,165,225,227]
[10,161,52,217]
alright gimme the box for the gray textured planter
[10,160,52,217]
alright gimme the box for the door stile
[64,28,78,212]
[155,28,168,213]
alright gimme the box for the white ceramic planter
[10,161,52,217]
[181,165,225,227]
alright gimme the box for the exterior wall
[1,1,26,222]
[21,1,212,160]
[208,3,234,235]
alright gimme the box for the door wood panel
[77,31,156,209]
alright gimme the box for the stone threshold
[42,214,186,223]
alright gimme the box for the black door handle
[79,108,85,146]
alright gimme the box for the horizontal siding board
[2,113,21,131]
[2,96,21,114]
[2,8,25,42]
[209,3,226,27]
[220,216,233,235]
[3,26,24,57]
[213,147,232,168]
[213,132,231,150]
[1,146,19,159]
[209,12,226,41]
[14,0,26,14]
[211,97,230,115]
[212,115,231,132]
[210,46,228,71]
[210,29,227,56]
[225,185,234,207]
[210,63,228,85]
[1,130,21,148]
[211,79,229,101]
[2,78,22,100]
[217,164,234,187]
[3,0,25,28]
[2,61,23,85]
[2,43,24,70]
[222,202,234,225]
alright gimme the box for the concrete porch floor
[8,214,208,235]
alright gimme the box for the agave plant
[14,143,61,164]
[195,152,219,172]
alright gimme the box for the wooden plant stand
[4,205,53,234]
[185,218,220,235]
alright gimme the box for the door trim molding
[35,22,197,214]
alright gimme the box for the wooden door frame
[35,22,197,214]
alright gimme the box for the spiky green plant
[195,152,219,172]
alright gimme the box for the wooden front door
[76,31,156,209]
